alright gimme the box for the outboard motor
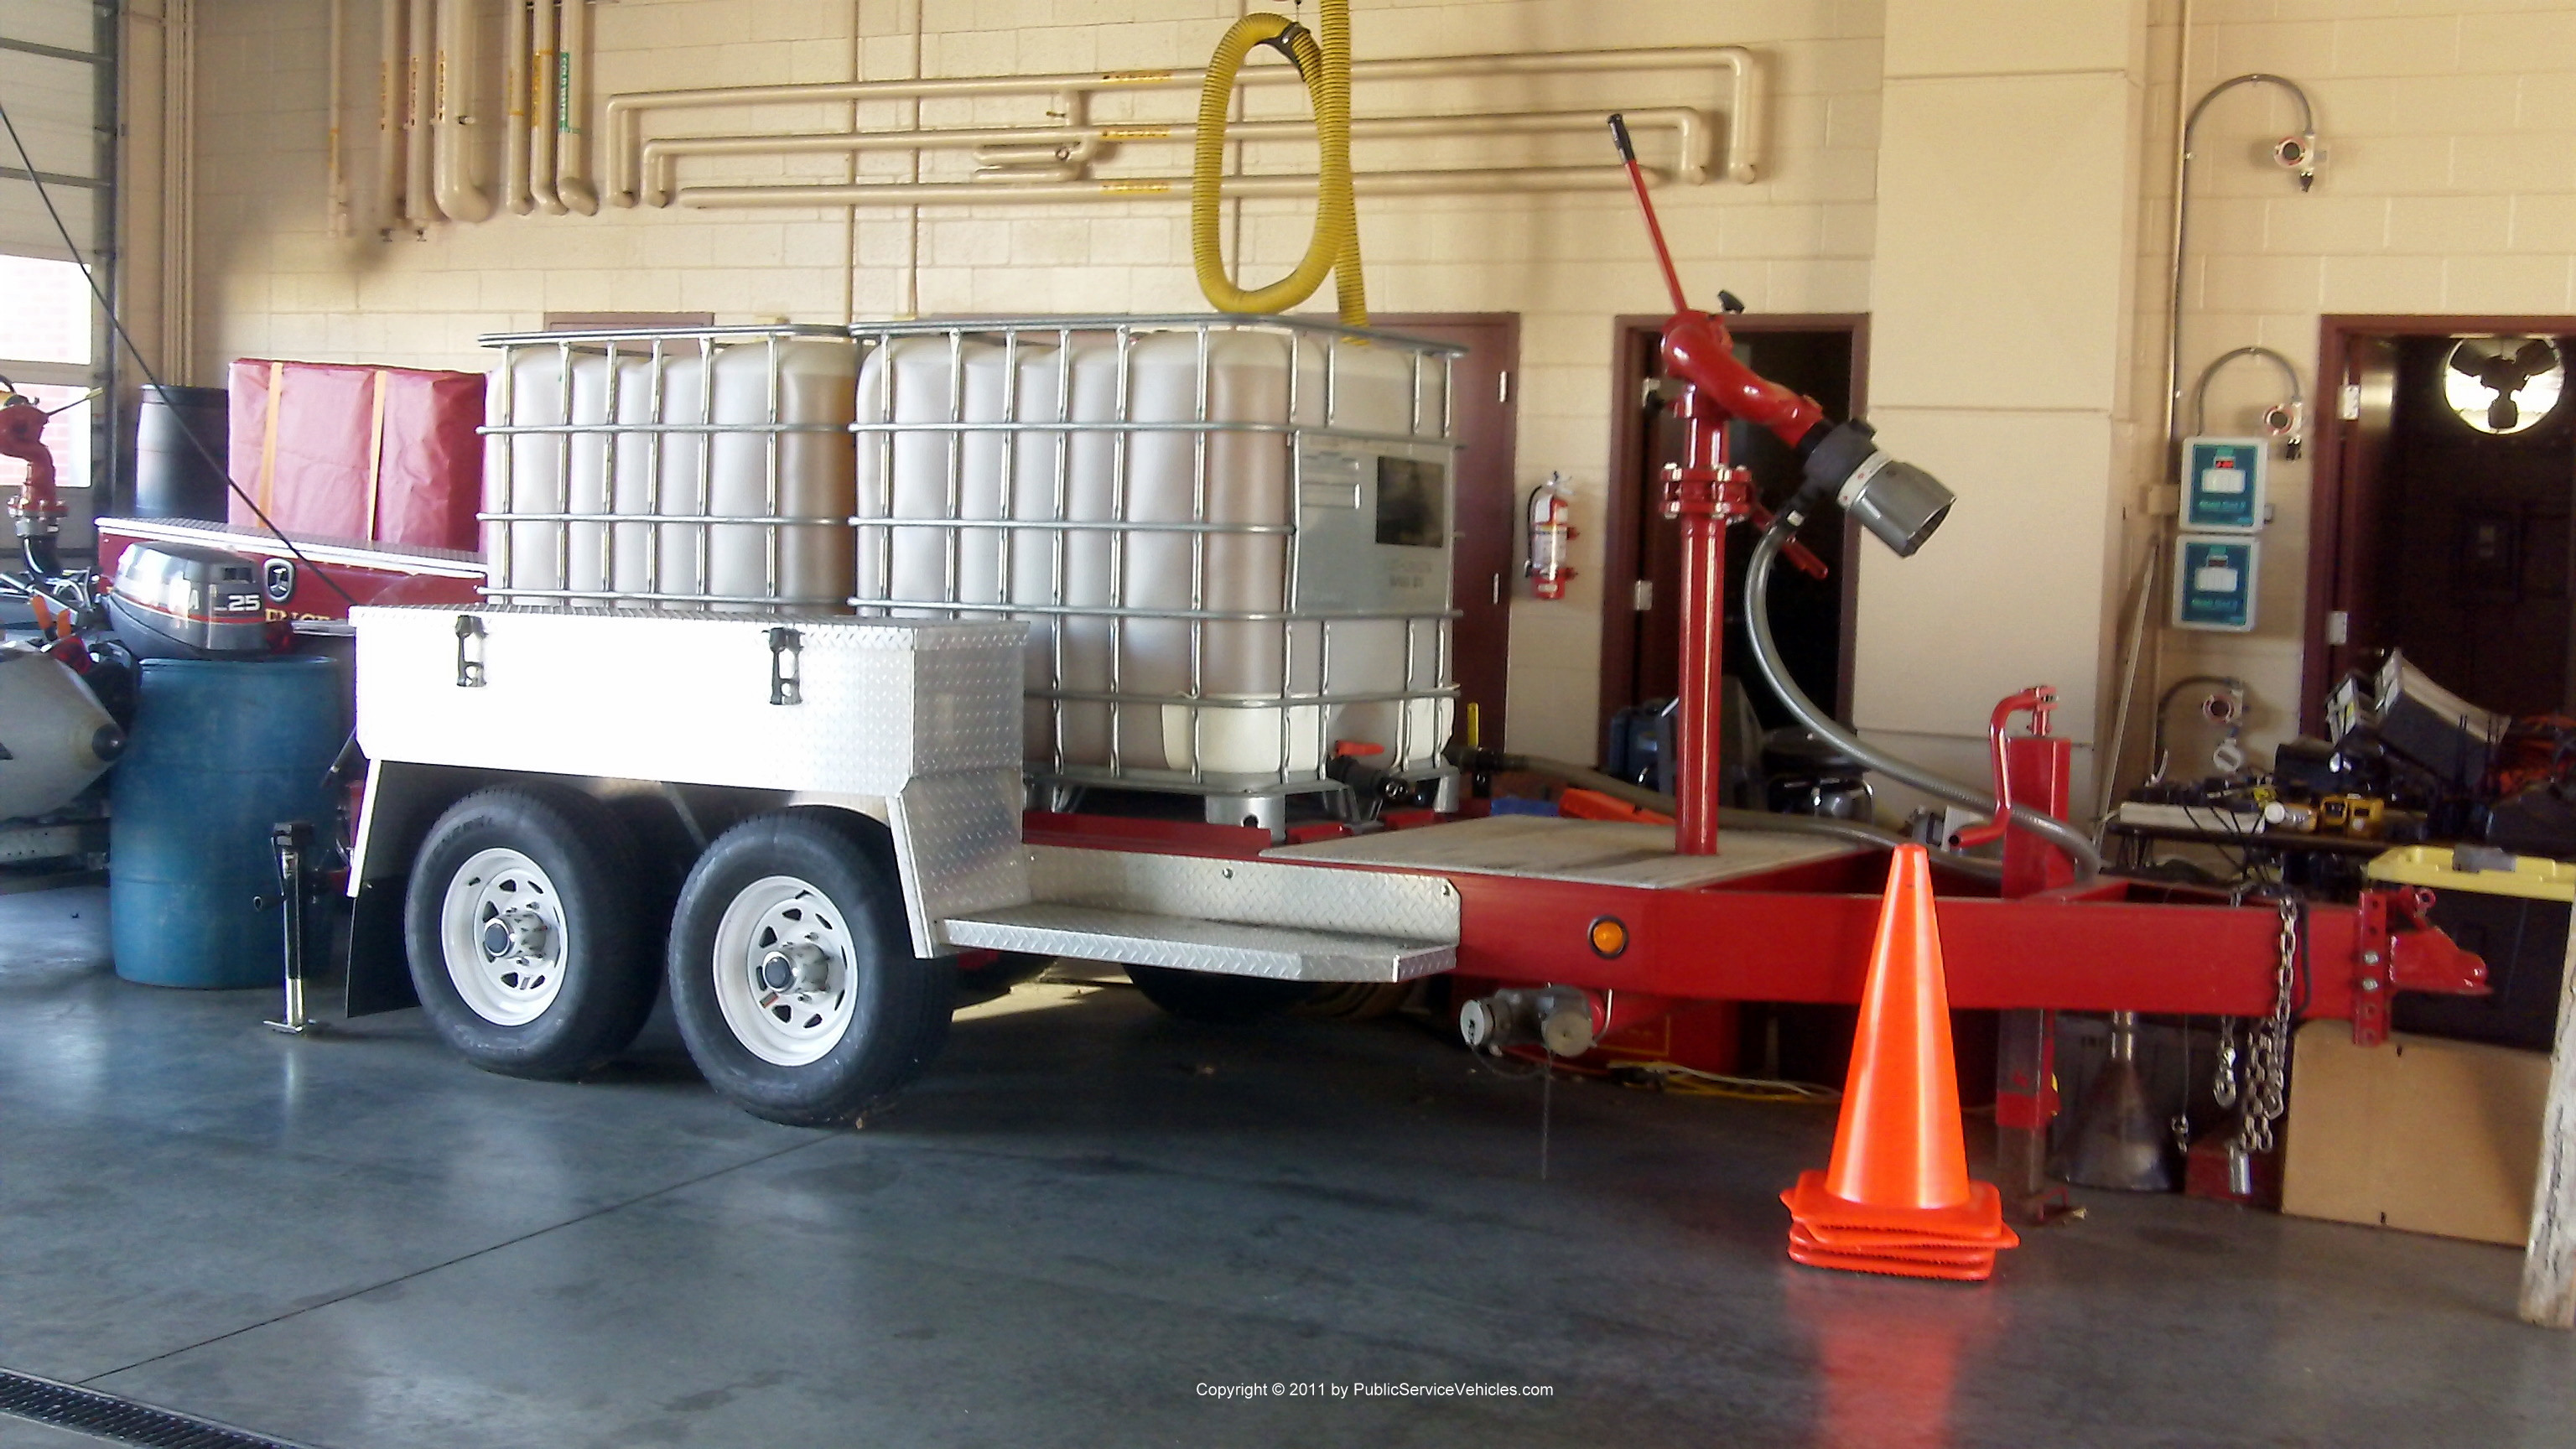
[105,542,275,661]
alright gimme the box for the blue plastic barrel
[110,656,347,989]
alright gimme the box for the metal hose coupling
[1782,419,1955,558]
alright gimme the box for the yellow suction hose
[1189,1,1367,326]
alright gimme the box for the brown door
[2303,314,2576,732]
[2314,334,2401,710]
[1601,319,1862,745]
[1374,314,1519,749]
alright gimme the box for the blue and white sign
[2174,534,2258,632]
[2181,437,2266,532]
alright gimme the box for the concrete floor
[3,885,2572,1449]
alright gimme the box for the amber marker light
[1587,916,1628,958]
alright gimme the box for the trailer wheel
[405,785,656,1079]
[1124,963,1316,1024]
[667,808,954,1127]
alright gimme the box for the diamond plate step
[938,902,1454,983]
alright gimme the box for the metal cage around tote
[476,314,1464,804]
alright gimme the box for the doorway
[1596,314,1866,750]
[1373,313,1519,749]
[2304,315,2576,730]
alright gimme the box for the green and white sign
[2174,534,2258,632]
[2181,437,2266,532]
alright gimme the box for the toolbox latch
[453,615,486,688]
[768,627,803,706]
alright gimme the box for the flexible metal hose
[1189,2,1366,325]
[1744,522,2102,880]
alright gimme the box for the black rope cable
[0,89,360,608]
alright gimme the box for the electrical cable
[1744,518,2105,880]
[1494,1045,1839,1103]
[2177,799,2256,882]
[0,88,361,610]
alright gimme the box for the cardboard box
[2281,1021,2547,1246]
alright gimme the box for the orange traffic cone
[1781,844,2019,1280]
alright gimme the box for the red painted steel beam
[1021,812,2487,1027]
[1446,872,2472,1022]
[1024,812,1270,860]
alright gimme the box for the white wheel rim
[711,874,860,1067]
[439,847,569,1027]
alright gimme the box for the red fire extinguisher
[1525,472,1576,600]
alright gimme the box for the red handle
[1953,687,2056,849]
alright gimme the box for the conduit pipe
[2189,344,2304,441]
[641,106,1708,210]
[2101,70,2319,822]
[327,0,350,236]
[972,92,1098,181]
[678,165,1639,210]
[605,44,1763,210]
[555,0,597,214]
[432,0,493,221]
[2161,75,2316,458]
[376,0,405,235]
[502,0,532,213]
[403,0,436,226]
[528,0,563,213]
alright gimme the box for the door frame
[1372,311,1520,749]
[1595,313,1870,745]
[2302,313,2576,734]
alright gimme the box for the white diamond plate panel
[886,770,1029,954]
[941,904,1452,983]
[353,606,1025,795]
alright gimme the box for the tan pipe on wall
[677,165,1639,210]
[642,106,1708,209]
[431,0,493,221]
[376,0,405,234]
[502,0,532,214]
[326,0,350,236]
[528,0,563,214]
[604,44,1763,210]
[555,0,597,214]
[403,0,436,225]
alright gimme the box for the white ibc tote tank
[489,335,857,612]
[854,325,1443,784]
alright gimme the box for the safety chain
[2235,894,2300,1156]
[2211,1016,2240,1109]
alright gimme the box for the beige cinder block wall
[2125,0,2576,783]
[1858,0,2149,810]
[172,0,2576,792]
[180,0,1883,767]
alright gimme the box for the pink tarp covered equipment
[226,359,483,552]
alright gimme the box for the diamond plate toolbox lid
[351,605,1027,797]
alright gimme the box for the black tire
[1125,963,1315,1024]
[667,808,954,1127]
[404,784,657,1080]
